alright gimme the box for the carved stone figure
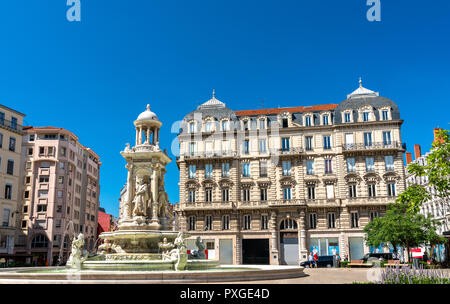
[166,232,188,271]
[158,189,169,218]
[158,237,175,260]
[132,177,149,217]
[189,236,206,260]
[97,239,113,255]
[67,233,88,270]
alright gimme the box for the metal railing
[342,141,403,151]
[269,147,304,155]
[0,119,23,132]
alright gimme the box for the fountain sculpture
[66,105,218,271]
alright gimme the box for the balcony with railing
[182,201,235,210]
[0,118,23,133]
[346,196,397,205]
[268,199,307,207]
[180,150,237,160]
[342,141,404,152]
[237,200,269,209]
[269,147,304,156]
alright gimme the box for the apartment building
[175,81,407,265]
[0,105,26,261]
[405,129,449,264]
[19,126,101,265]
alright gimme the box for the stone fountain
[66,105,218,271]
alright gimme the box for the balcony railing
[342,141,403,152]
[270,147,304,155]
[183,201,234,209]
[0,118,23,133]
[181,151,237,159]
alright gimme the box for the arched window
[280,218,298,230]
[31,234,48,248]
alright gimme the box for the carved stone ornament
[383,172,400,182]
[219,178,234,188]
[280,176,296,186]
[186,180,200,189]
[345,173,362,184]
[363,172,380,184]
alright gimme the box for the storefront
[309,237,340,256]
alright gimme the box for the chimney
[433,128,444,145]
[414,144,421,160]
[406,152,412,164]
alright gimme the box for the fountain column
[121,164,134,224]
[149,166,160,229]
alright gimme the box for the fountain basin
[0,265,305,283]
[98,230,185,253]
[80,259,220,271]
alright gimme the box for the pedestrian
[308,252,314,268]
[313,252,319,268]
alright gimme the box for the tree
[364,202,446,262]
[400,129,450,214]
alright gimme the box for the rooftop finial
[212,88,215,98]
[146,104,151,111]
[359,77,362,87]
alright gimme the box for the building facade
[19,126,101,265]
[405,129,449,263]
[0,105,26,260]
[175,81,407,265]
[97,207,117,244]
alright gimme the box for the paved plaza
[217,268,371,284]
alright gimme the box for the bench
[386,260,409,267]
[347,260,373,267]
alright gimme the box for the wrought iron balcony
[183,201,235,209]
[182,150,237,159]
[270,147,304,155]
[0,118,23,133]
[342,141,403,152]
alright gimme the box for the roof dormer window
[243,120,249,131]
[304,114,312,127]
[259,118,266,129]
[282,117,288,128]
[379,107,391,121]
[205,121,213,132]
[359,106,374,122]
[189,122,195,133]
[363,111,370,122]
[221,120,229,131]
[344,112,351,123]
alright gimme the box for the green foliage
[339,261,350,268]
[404,129,450,213]
[364,202,447,254]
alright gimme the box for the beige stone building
[19,126,101,265]
[175,81,407,265]
[0,105,26,260]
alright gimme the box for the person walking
[308,252,314,268]
[313,252,319,268]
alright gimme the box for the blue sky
[1,1,449,217]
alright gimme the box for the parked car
[362,252,397,262]
[300,255,335,268]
